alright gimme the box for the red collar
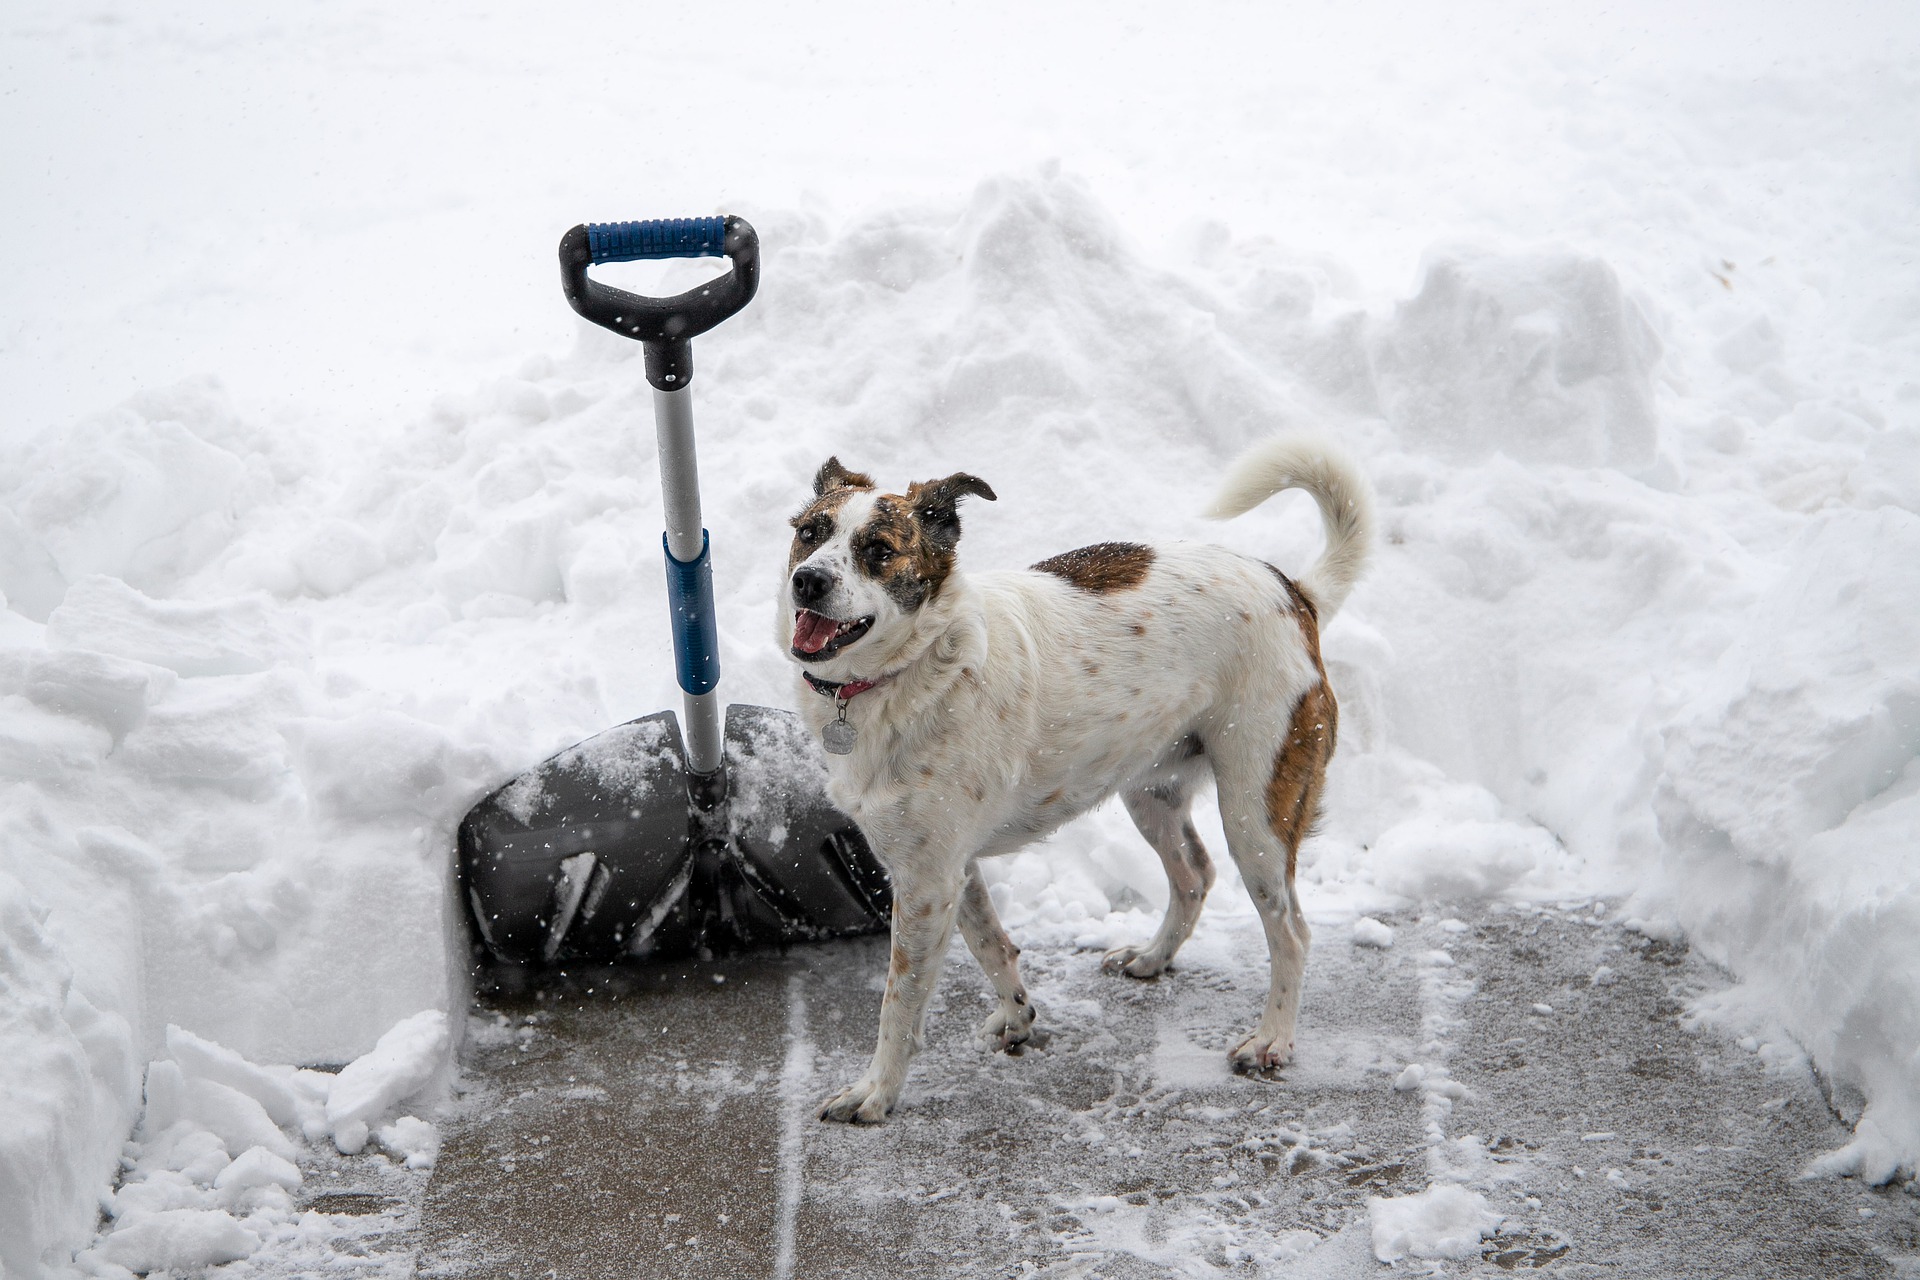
[803,670,890,701]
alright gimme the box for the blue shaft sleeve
[663,531,720,695]
[588,218,728,263]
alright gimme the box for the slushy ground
[366,906,1917,1278]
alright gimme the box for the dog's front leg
[820,870,965,1124]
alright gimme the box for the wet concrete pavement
[400,902,1919,1278]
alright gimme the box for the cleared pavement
[399,903,1918,1278]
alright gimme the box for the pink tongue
[793,610,841,654]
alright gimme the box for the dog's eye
[863,543,893,570]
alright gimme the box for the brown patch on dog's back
[1266,681,1337,879]
[1033,543,1156,594]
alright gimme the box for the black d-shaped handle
[559,215,760,391]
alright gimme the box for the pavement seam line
[773,972,813,1280]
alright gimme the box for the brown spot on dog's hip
[1266,682,1338,878]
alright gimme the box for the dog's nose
[791,564,834,609]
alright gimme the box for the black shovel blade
[459,711,692,964]
[458,705,888,966]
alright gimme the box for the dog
[777,435,1373,1123]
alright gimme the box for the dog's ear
[813,457,874,497]
[906,472,997,551]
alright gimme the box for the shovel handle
[559,215,760,390]
[585,218,728,263]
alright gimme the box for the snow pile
[1367,1183,1504,1263]
[324,1011,451,1156]
[1351,917,1395,949]
[77,1017,443,1276]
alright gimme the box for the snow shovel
[457,216,890,967]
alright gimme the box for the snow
[4,0,1920,1273]
[374,1116,441,1172]
[91,1209,261,1275]
[74,1019,439,1276]
[141,1063,298,1162]
[1351,917,1395,949]
[0,873,135,1280]
[323,1011,451,1148]
[1368,1183,1505,1263]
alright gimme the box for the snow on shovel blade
[458,706,888,965]
[719,703,891,934]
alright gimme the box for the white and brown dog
[778,436,1373,1123]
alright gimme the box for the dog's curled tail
[1204,434,1374,619]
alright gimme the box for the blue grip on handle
[663,531,720,696]
[588,218,728,264]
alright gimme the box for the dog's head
[780,457,995,674]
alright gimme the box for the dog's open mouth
[791,610,872,661]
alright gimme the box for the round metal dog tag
[822,718,857,755]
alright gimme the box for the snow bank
[1654,508,1920,1183]
[0,873,136,1280]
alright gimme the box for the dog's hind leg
[1211,682,1335,1071]
[1102,770,1215,979]
[957,865,1037,1051]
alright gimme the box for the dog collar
[803,670,889,701]
[804,670,891,756]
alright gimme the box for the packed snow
[3,0,1918,1274]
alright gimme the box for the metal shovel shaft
[654,383,724,777]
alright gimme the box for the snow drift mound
[3,167,1918,1270]
[1655,507,1920,1184]
[1373,250,1663,470]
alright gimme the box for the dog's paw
[1229,1033,1294,1074]
[977,1000,1038,1053]
[818,1076,897,1125]
[1101,944,1172,980]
